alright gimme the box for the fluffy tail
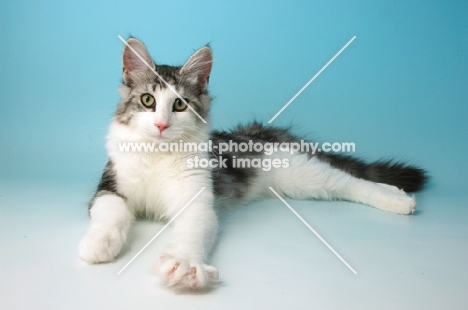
[317,153,428,192]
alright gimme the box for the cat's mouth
[144,129,183,144]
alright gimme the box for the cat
[78,37,427,290]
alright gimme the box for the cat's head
[114,37,212,143]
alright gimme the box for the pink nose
[155,123,169,133]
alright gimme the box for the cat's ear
[122,38,155,84]
[180,46,212,90]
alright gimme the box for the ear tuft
[180,46,212,90]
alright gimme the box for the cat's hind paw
[153,254,218,290]
[386,193,416,215]
[375,184,416,215]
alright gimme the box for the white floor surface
[1,181,467,310]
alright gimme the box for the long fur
[78,37,428,291]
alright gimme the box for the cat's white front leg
[79,194,133,263]
[153,188,219,289]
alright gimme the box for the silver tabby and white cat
[78,37,426,289]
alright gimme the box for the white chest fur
[106,121,211,218]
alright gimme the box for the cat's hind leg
[269,153,416,215]
[78,193,133,263]
[337,180,416,215]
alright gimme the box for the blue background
[1,0,467,195]
[1,1,468,309]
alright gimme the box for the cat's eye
[140,93,155,108]
[173,98,188,112]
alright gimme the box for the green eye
[173,98,188,112]
[140,93,155,108]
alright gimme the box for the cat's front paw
[153,254,218,290]
[78,227,125,264]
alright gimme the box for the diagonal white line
[268,187,357,275]
[117,187,206,275]
[268,36,356,123]
[117,35,207,124]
